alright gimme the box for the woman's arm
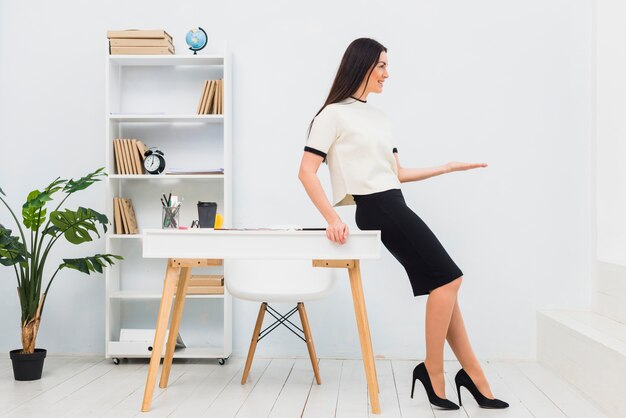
[394,153,487,183]
[298,152,349,244]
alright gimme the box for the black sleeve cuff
[392,147,398,153]
[304,146,327,159]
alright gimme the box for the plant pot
[9,348,47,381]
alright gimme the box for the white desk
[141,229,383,414]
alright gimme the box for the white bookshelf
[104,50,232,364]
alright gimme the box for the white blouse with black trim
[305,97,401,206]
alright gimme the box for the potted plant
[0,168,121,380]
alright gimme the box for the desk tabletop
[142,228,381,259]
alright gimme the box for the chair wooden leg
[298,302,321,385]
[241,302,267,384]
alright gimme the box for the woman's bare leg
[424,276,463,398]
[446,299,494,398]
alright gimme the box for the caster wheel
[113,358,120,365]
[218,358,226,365]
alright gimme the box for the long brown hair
[308,38,387,136]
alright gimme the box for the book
[186,286,224,295]
[114,139,123,174]
[218,80,224,114]
[110,46,174,55]
[115,139,128,175]
[113,197,123,234]
[113,139,122,174]
[196,80,209,115]
[121,139,134,174]
[134,140,148,173]
[210,80,219,114]
[219,80,223,114]
[190,275,224,286]
[109,38,173,47]
[128,139,139,175]
[130,139,143,174]
[107,29,173,42]
[215,80,221,115]
[200,80,211,114]
[121,198,139,234]
[203,80,216,115]
[117,197,130,234]
[124,139,134,174]
[137,139,149,156]
[220,79,224,114]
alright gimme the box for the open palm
[445,161,488,173]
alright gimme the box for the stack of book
[196,79,224,114]
[113,138,149,175]
[113,197,139,234]
[107,29,174,55]
[184,275,225,295]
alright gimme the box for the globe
[185,27,208,55]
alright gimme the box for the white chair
[226,258,336,385]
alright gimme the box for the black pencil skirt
[353,188,463,296]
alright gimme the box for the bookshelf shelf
[108,114,224,123]
[106,343,227,359]
[166,347,228,358]
[107,234,142,240]
[109,55,225,66]
[109,291,224,300]
[109,174,225,180]
[105,46,232,363]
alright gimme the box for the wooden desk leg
[141,260,179,412]
[353,266,380,393]
[160,265,192,388]
[347,260,381,414]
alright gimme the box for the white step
[537,310,626,418]
[594,260,626,324]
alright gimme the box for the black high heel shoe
[411,362,460,410]
[454,368,509,409]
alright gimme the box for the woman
[298,38,508,410]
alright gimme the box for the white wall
[0,0,592,359]
[593,0,626,322]
[596,0,626,263]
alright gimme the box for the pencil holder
[162,206,179,229]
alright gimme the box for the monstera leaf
[22,190,52,230]
[0,224,29,266]
[61,254,123,275]
[63,168,106,194]
[49,207,109,245]
[21,177,66,231]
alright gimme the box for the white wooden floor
[0,356,607,418]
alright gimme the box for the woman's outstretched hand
[445,161,488,173]
[326,219,349,245]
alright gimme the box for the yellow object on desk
[214,213,224,229]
